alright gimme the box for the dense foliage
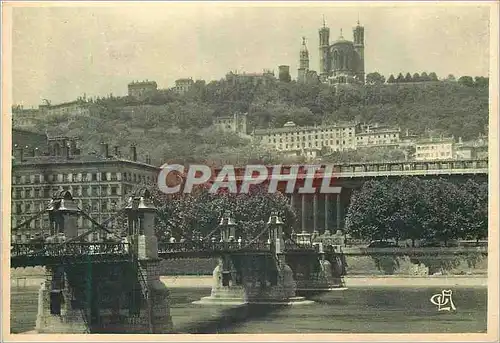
[144,183,297,242]
[345,178,488,245]
[13,76,488,165]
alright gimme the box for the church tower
[353,19,365,83]
[297,37,309,83]
[319,16,330,79]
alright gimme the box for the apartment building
[253,121,357,158]
[11,134,159,242]
[414,137,455,161]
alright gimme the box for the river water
[11,286,487,334]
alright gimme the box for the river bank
[10,274,488,289]
[159,275,487,288]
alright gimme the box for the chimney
[145,153,151,164]
[114,146,120,157]
[66,144,71,159]
[31,148,36,157]
[130,145,137,161]
[34,147,41,157]
[100,142,109,158]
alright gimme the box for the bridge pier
[35,266,88,333]
[34,189,173,334]
[196,253,308,305]
[195,213,311,305]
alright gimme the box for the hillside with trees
[13,74,489,165]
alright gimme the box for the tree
[412,73,421,82]
[396,73,405,83]
[149,183,297,241]
[445,74,456,82]
[404,73,412,83]
[345,179,397,241]
[458,76,475,87]
[474,76,489,88]
[366,72,386,85]
[420,72,430,82]
[387,74,396,83]
[428,72,439,81]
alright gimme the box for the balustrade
[10,242,130,257]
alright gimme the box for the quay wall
[10,250,488,288]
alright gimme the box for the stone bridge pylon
[33,189,173,333]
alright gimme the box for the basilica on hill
[298,17,365,85]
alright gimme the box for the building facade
[415,137,455,161]
[173,78,195,94]
[225,70,276,86]
[318,19,365,84]
[11,135,159,243]
[253,121,357,158]
[355,123,401,148]
[127,80,158,100]
[213,112,248,135]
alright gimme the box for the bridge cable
[11,207,51,232]
[239,225,269,251]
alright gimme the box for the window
[34,175,40,184]
[34,188,40,198]
[25,203,31,213]
[16,204,22,213]
[16,189,22,198]
[111,187,117,195]
[63,174,69,182]
[101,172,108,181]
[92,173,98,181]
[92,187,99,196]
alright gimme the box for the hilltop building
[298,17,365,85]
[128,80,158,100]
[297,38,320,84]
[225,70,276,86]
[173,78,195,94]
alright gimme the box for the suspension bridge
[10,189,346,334]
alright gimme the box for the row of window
[416,145,453,151]
[274,139,355,151]
[12,198,123,215]
[267,127,355,137]
[357,134,399,140]
[13,172,154,185]
[12,184,122,199]
[416,152,452,158]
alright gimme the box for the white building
[415,137,455,161]
[355,123,401,148]
[253,121,357,158]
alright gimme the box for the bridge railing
[157,241,274,253]
[11,242,130,257]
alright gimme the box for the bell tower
[353,19,365,83]
[319,15,330,79]
[297,37,309,83]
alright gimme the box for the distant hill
[12,80,488,165]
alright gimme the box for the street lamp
[267,211,285,253]
[219,211,237,243]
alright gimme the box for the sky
[9,2,492,108]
